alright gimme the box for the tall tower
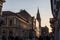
[0,0,5,16]
[36,8,41,37]
[36,8,41,28]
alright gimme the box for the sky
[2,0,53,32]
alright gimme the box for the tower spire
[36,8,41,21]
[36,8,41,37]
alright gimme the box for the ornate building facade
[0,9,41,40]
[0,0,41,40]
[1,10,33,40]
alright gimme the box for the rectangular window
[9,20,12,26]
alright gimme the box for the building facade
[0,9,41,40]
[50,0,60,40]
[1,10,33,40]
[0,0,41,40]
[0,0,5,40]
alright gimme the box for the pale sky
[2,0,53,32]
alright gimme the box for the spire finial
[37,6,39,14]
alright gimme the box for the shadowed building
[40,26,49,40]
[50,0,60,40]
[1,10,33,40]
[0,0,41,40]
[0,0,5,40]
[0,0,43,40]
[41,26,49,36]
[1,9,41,40]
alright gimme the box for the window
[9,20,12,26]
[3,30,5,34]
[9,31,13,36]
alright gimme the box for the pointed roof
[37,8,39,15]
[36,8,41,20]
[16,9,31,20]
